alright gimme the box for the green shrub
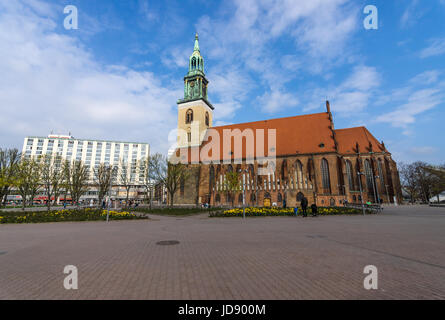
[210,206,366,217]
[0,208,147,224]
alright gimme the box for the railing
[344,203,383,213]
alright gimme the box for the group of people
[299,196,317,217]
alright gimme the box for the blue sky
[0,0,444,164]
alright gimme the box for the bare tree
[94,163,114,209]
[226,171,241,207]
[65,160,90,207]
[0,148,20,207]
[413,161,435,203]
[139,156,155,209]
[15,158,42,210]
[41,154,65,211]
[399,162,419,203]
[119,159,133,208]
[149,153,189,207]
[424,165,445,203]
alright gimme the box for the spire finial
[194,32,200,52]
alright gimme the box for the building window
[364,159,374,191]
[205,112,209,126]
[215,194,220,203]
[180,176,185,196]
[186,109,193,124]
[209,165,215,189]
[187,132,191,143]
[378,159,385,189]
[321,158,331,193]
[277,193,282,203]
[295,160,303,189]
[238,193,243,204]
[346,160,355,191]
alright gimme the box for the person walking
[311,203,318,217]
[301,196,308,217]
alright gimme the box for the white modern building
[21,134,150,204]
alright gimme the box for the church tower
[177,33,214,148]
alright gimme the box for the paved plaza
[0,205,444,300]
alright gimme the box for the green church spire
[194,32,200,52]
[177,33,212,109]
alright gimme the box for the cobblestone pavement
[0,205,444,300]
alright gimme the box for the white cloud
[409,70,442,84]
[409,146,437,155]
[303,65,381,113]
[258,88,299,113]
[376,87,444,128]
[161,46,190,68]
[420,37,445,58]
[197,0,360,117]
[0,0,180,153]
[400,0,421,28]
[207,68,254,119]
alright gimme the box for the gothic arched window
[295,160,303,189]
[321,158,331,193]
[377,159,385,189]
[191,57,196,69]
[281,160,288,181]
[364,159,374,192]
[185,109,193,124]
[209,165,215,189]
[346,160,354,191]
[180,176,185,196]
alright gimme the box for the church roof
[207,112,337,160]
[175,111,388,163]
[335,126,386,155]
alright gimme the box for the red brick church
[172,34,402,207]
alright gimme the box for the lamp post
[370,173,378,204]
[238,168,248,219]
[374,175,381,204]
[107,165,117,223]
[385,184,390,204]
[357,172,365,215]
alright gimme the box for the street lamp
[107,165,117,223]
[374,175,381,204]
[357,172,366,216]
[238,168,248,219]
[385,184,390,204]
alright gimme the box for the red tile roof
[197,112,336,161]
[175,112,387,162]
[334,126,386,155]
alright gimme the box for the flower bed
[209,206,364,217]
[0,208,148,224]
